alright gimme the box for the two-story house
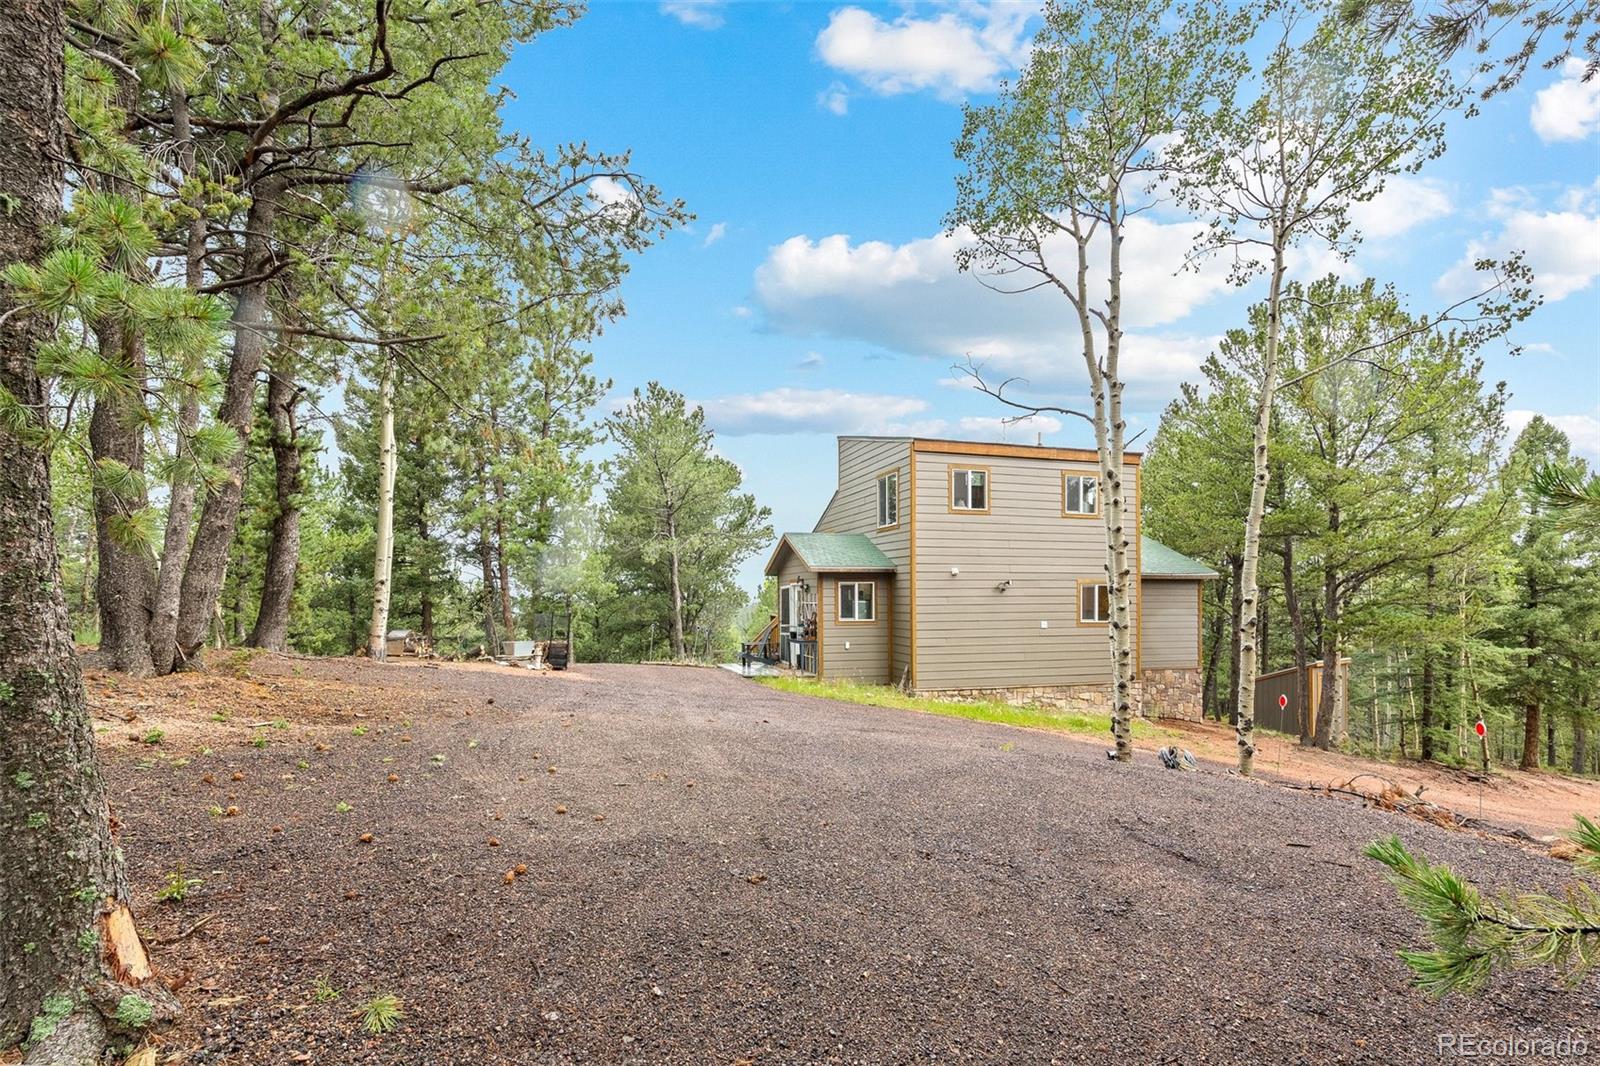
[762,435,1216,719]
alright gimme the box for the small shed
[1255,658,1351,737]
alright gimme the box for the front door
[779,583,797,664]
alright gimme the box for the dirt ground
[83,653,1596,1064]
[1147,717,1600,837]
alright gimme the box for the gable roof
[764,532,896,576]
[1141,535,1219,579]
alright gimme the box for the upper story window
[838,580,876,622]
[877,470,899,528]
[1078,581,1110,624]
[1063,473,1098,517]
[950,466,989,513]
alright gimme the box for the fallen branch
[151,913,216,946]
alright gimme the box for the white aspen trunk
[367,354,396,661]
[1235,238,1288,775]
[1103,207,1134,761]
[1067,212,1131,761]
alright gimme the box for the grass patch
[358,993,403,1034]
[758,676,1170,741]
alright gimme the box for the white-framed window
[838,580,876,622]
[1078,581,1110,624]
[877,470,898,528]
[1063,473,1098,516]
[950,466,989,512]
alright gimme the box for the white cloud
[587,175,641,223]
[699,387,936,436]
[797,351,825,370]
[1437,182,1600,303]
[1348,176,1453,241]
[1506,409,1600,459]
[730,305,753,319]
[660,1,725,30]
[752,222,1228,399]
[702,222,728,247]
[818,82,851,116]
[815,4,1033,101]
[1531,59,1600,142]
[957,414,1063,441]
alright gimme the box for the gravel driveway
[106,657,1596,1064]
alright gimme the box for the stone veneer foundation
[919,667,1203,722]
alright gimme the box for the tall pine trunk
[666,511,686,659]
[478,529,498,652]
[1420,561,1437,761]
[172,187,279,667]
[1,7,172,1055]
[1226,552,1243,725]
[417,492,435,643]
[148,65,206,675]
[86,69,156,676]
[1281,537,1310,744]
[494,487,513,638]
[1201,571,1228,720]
[1521,571,1540,771]
[247,360,302,650]
[1313,560,1342,751]
[87,319,155,675]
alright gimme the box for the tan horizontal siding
[912,449,1135,690]
[815,437,911,684]
[1140,579,1201,669]
[821,573,891,683]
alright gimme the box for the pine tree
[1494,419,1600,770]
[602,383,772,661]
[2,4,175,1056]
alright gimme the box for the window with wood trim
[1062,473,1098,516]
[950,467,989,512]
[877,470,898,528]
[1078,581,1110,624]
[838,580,876,622]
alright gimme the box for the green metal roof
[766,532,896,575]
[1141,535,1219,579]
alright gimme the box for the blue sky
[502,1,1600,591]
